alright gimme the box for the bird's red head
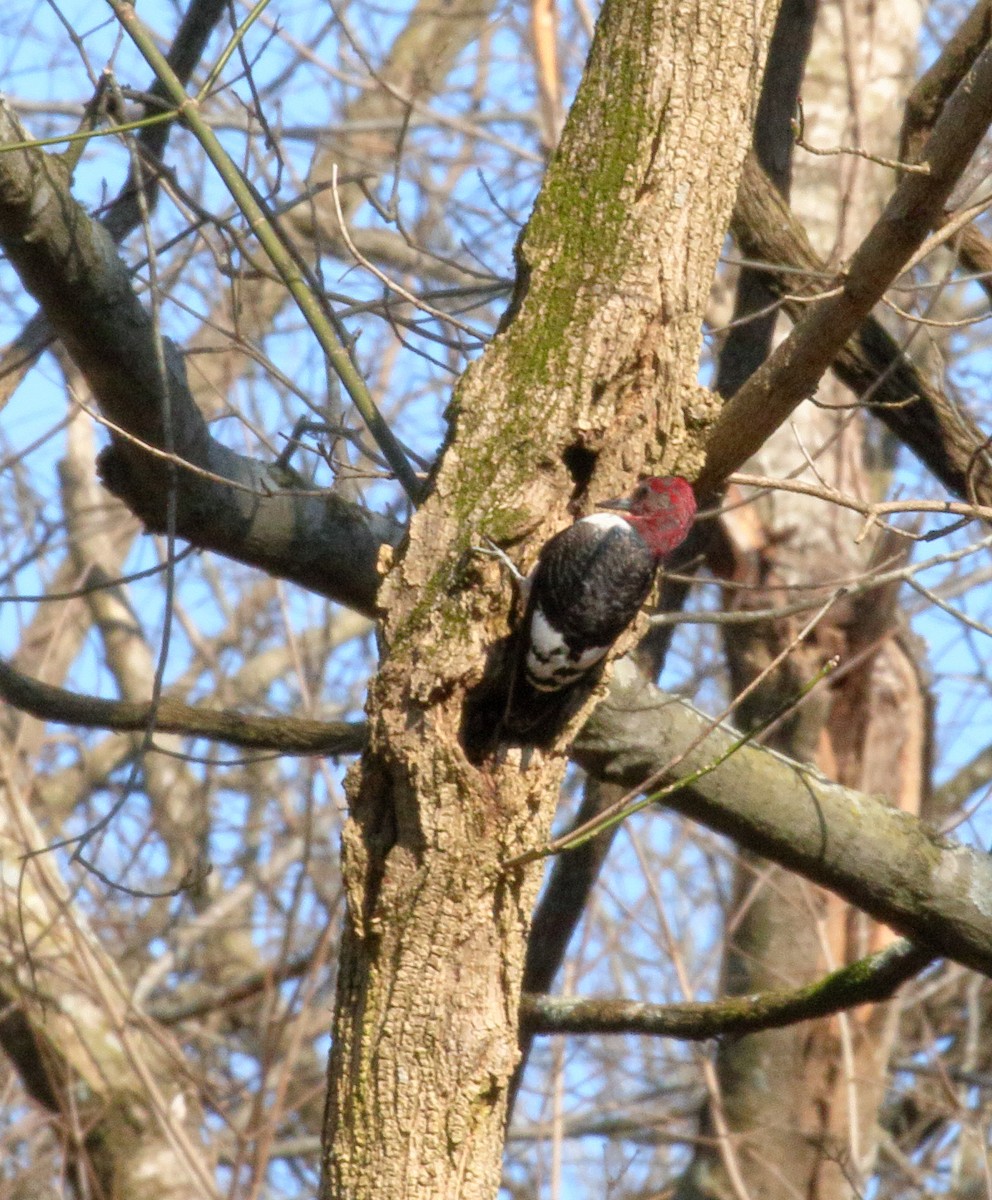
[599,476,697,558]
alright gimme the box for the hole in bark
[562,443,597,491]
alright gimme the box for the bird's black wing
[497,523,656,745]
[531,522,656,653]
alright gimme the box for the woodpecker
[501,476,697,742]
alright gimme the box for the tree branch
[10,629,992,984]
[0,655,367,756]
[521,938,932,1037]
[574,661,992,979]
[728,151,992,508]
[108,0,423,502]
[0,0,230,412]
[0,745,220,1198]
[899,0,991,169]
[0,98,401,614]
[699,41,992,494]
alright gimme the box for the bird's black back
[498,520,657,745]
[529,520,657,653]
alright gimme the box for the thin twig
[728,472,992,540]
[329,165,489,343]
[106,0,424,503]
[792,98,931,175]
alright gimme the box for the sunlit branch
[728,471,992,539]
[701,42,992,494]
[106,0,424,503]
[521,939,932,1037]
[574,665,992,979]
[0,656,366,756]
[724,153,992,508]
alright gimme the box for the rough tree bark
[320,1,779,1195]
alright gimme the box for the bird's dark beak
[597,495,632,512]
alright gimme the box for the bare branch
[700,43,992,494]
[574,662,992,979]
[0,655,367,756]
[727,150,992,507]
[521,939,932,1037]
[0,99,401,613]
[0,745,220,1199]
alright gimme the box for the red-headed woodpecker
[502,476,697,741]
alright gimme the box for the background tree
[1,1,992,1198]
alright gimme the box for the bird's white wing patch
[526,607,608,691]
[580,512,630,533]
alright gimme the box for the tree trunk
[320,1,780,1195]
